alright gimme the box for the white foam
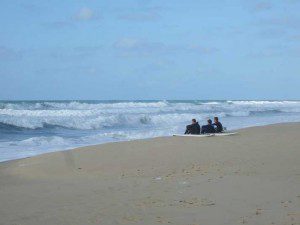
[1,100,300,162]
[1,100,300,130]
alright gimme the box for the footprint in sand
[281,200,292,208]
[240,217,247,224]
[156,216,172,224]
[287,211,300,224]
[176,197,215,207]
[255,208,263,215]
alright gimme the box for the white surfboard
[173,134,213,137]
[213,132,237,136]
[173,132,237,137]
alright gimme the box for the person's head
[214,117,219,123]
[207,119,212,125]
[192,118,197,124]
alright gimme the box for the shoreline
[1,122,300,225]
[0,121,298,164]
[2,99,300,163]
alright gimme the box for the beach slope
[0,123,300,225]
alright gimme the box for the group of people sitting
[184,117,223,135]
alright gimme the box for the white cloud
[74,7,99,21]
[42,21,74,29]
[118,12,160,22]
[187,45,219,54]
[0,47,22,60]
[49,46,102,60]
[247,45,300,58]
[113,38,172,57]
[259,16,300,29]
[113,38,219,57]
[114,38,141,49]
[253,2,272,12]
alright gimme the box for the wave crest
[1,100,300,131]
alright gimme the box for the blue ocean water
[1,100,300,162]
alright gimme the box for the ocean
[1,100,300,162]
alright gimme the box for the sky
[0,0,300,100]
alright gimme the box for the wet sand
[0,123,300,225]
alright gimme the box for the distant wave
[227,100,300,105]
[1,100,300,130]
[0,100,170,110]
[249,109,283,116]
[0,122,30,131]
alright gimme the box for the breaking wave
[1,100,300,130]
[1,100,300,162]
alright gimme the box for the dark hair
[192,118,196,123]
[214,117,219,121]
[207,119,212,124]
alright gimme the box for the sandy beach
[0,123,299,225]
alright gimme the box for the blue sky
[0,0,300,100]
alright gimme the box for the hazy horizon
[1,99,300,102]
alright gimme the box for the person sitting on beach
[201,119,216,134]
[213,117,223,133]
[184,119,200,135]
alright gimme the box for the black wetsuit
[185,122,200,134]
[213,121,223,133]
[201,124,215,134]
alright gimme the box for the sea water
[1,100,300,162]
